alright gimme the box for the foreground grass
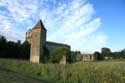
[0,59,125,83]
[0,67,52,83]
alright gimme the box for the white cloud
[0,14,25,41]
[84,34,108,53]
[41,2,96,40]
[0,0,39,41]
[0,0,108,53]
[0,0,39,24]
[38,0,107,52]
[65,18,101,38]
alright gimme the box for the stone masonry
[26,20,70,63]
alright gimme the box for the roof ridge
[33,19,47,30]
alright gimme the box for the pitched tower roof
[33,19,47,30]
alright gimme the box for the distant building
[82,54,97,61]
[71,51,97,62]
[26,20,70,64]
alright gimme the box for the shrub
[49,47,70,63]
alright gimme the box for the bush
[0,35,30,60]
[94,51,104,60]
[49,47,70,63]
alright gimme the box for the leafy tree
[49,47,70,63]
[0,35,30,60]
[76,51,81,54]
[112,52,121,59]
[94,51,104,60]
[21,41,30,60]
[121,49,125,58]
[0,36,7,57]
[101,47,111,57]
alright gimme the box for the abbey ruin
[26,20,97,64]
[26,20,70,63]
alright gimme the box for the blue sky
[0,0,125,53]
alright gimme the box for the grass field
[0,59,125,83]
[0,67,52,83]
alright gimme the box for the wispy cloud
[39,0,107,52]
[0,14,25,41]
[0,0,39,41]
[0,0,108,53]
[0,0,38,22]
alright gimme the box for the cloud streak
[0,0,107,53]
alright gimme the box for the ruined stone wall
[59,56,67,64]
[46,41,70,64]
[30,29,41,63]
[26,20,71,64]
[82,54,96,61]
[26,30,32,44]
[46,41,70,54]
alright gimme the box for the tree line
[94,47,125,60]
[0,35,70,63]
[0,35,125,61]
[0,35,30,60]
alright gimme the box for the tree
[0,35,7,57]
[121,49,125,58]
[49,47,70,63]
[76,51,81,54]
[0,35,30,60]
[101,47,111,57]
[112,52,121,59]
[21,41,30,60]
[94,51,104,60]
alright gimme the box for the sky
[0,0,125,53]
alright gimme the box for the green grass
[0,67,52,83]
[0,59,125,83]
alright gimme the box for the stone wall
[82,54,96,61]
[30,29,41,63]
[59,56,67,64]
[71,52,97,62]
[46,41,70,54]
[26,20,71,64]
[26,30,32,44]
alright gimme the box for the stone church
[26,20,70,63]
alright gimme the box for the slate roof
[33,19,47,31]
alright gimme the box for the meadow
[0,59,125,83]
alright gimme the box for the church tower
[29,20,47,63]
